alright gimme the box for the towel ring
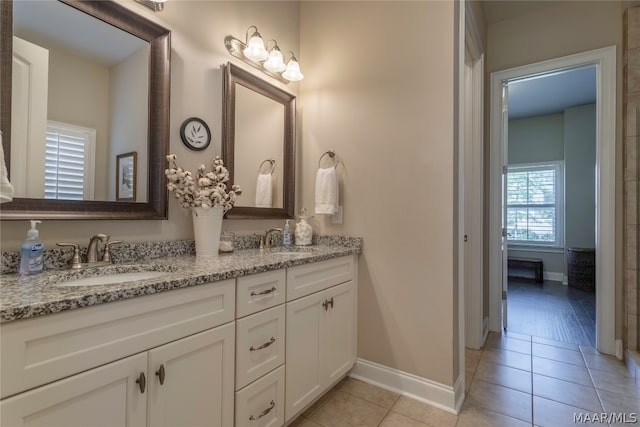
[258,159,276,175]
[318,150,339,169]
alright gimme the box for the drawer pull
[155,364,166,385]
[250,286,277,297]
[249,400,275,421]
[322,297,334,311]
[250,337,276,351]
[135,372,146,393]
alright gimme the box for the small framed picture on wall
[116,151,137,201]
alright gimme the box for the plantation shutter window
[506,162,563,247]
[44,121,95,200]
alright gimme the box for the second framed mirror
[222,62,295,219]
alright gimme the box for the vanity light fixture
[134,0,166,12]
[243,26,269,62]
[224,26,304,84]
[282,52,304,82]
[263,41,287,73]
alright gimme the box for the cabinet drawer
[287,255,354,301]
[0,279,235,399]
[236,305,285,390]
[235,365,285,427]
[237,269,286,318]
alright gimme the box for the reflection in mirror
[0,0,170,220]
[12,0,148,202]
[222,62,295,219]
[234,84,284,209]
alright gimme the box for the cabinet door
[148,323,235,427]
[1,352,147,427]
[285,291,325,421]
[322,281,355,386]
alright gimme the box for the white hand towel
[0,132,14,204]
[255,173,273,208]
[315,167,338,214]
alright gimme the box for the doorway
[489,47,617,356]
[505,66,597,347]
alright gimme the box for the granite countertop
[0,243,361,323]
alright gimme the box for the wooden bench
[508,257,543,283]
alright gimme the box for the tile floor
[289,331,640,427]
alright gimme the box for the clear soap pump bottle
[294,208,313,246]
[283,220,292,246]
[20,220,44,275]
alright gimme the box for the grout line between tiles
[530,337,534,427]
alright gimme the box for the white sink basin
[268,247,320,255]
[54,271,169,287]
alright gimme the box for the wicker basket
[566,248,595,291]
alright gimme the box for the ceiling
[13,0,147,67]
[508,66,596,120]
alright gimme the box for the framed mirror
[222,63,295,219]
[0,0,170,220]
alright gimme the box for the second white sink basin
[54,271,169,287]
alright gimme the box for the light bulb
[282,58,304,81]
[264,49,287,73]
[243,34,268,62]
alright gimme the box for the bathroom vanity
[0,241,360,427]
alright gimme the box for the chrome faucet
[87,234,108,263]
[264,228,282,248]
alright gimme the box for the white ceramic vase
[192,206,224,258]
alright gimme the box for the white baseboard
[543,272,565,283]
[349,358,461,414]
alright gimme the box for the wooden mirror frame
[222,63,295,219]
[0,0,170,220]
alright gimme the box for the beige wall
[108,46,150,202]
[234,85,284,209]
[48,47,110,200]
[1,1,300,247]
[485,0,624,338]
[300,1,457,385]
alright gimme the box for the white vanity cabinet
[1,324,235,427]
[0,279,236,427]
[0,251,358,427]
[285,256,357,422]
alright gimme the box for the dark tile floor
[506,278,596,347]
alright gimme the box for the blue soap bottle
[19,220,44,276]
[283,220,292,246]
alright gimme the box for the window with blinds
[506,162,563,247]
[44,121,95,200]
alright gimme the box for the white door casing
[462,0,486,351]
[11,36,48,198]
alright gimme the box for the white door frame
[462,6,485,351]
[489,47,617,355]
[455,0,485,412]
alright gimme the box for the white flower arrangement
[165,154,242,211]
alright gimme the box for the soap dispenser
[294,208,313,246]
[20,220,44,275]
[283,220,292,246]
